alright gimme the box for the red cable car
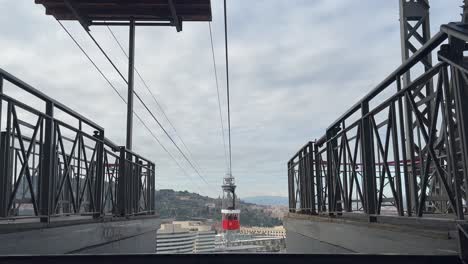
[221,209,240,230]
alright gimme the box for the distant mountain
[242,196,288,206]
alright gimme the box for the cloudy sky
[0,0,463,198]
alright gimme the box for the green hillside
[155,189,282,227]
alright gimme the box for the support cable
[83,25,210,185]
[56,20,208,193]
[224,0,233,175]
[105,26,205,174]
[208,22,230,171]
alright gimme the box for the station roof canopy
[36,0,212,29]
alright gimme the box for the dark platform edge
[0,254,463,264]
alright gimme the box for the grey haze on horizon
[0,0,462,198]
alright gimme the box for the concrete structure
[229,237,286,252]
[156,221,216,254]
[196,229,217,253]
[240,226,285,238]
[0,216,162,254]
[156,224,196,254]
[284,213,459,254]
[173,221,216,253]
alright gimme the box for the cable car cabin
[221,209,240,230]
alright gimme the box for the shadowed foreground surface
[0,254,463,264]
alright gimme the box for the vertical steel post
[147,162,153,213]
[399,0,433,215]
[326,128,338,215]
[361,102,377,217]
[449,36,468,216]
[396,76,412,216]
[309,142,316,214]
[135,158,141,213]
[152,163,156,213]
[0,76,2,136]
[288,161,294,213]
[390,102,404,216]
[303,149,309,213]
[442,65,464,219]
[39,102,55,222]
[304,149,310,214]
[127,152,134,214]
[0,101,12,218]
[458,223,468,263]
[76,121,82,211]
[0,77,5,217]
[314,144,323,213]
[118,147,126,216]
[126,19,136,150]
[298,151,304,213]
[342,122,349,212]
[326,131,333,214]
[93,130,105,217]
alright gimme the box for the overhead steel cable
[56,20,208,194]
[81,25,210,185]
[224,0,233,175]
[105,25,205,174]
[208,21,230,172]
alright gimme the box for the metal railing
[288,23,468,221]
[0,68,155,221]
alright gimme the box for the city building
[195,228,216,253]
[156,221,216,253]
[156,224,196,254]
[240,226,286,238]
[173,221,216,253]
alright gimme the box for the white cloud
[0,0,463,198]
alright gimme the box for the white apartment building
[156,221,216,254]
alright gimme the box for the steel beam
[399,0,434,215]
[441,65,465,219]
[288,161,293,212]
[298,151,304,212]
[39,102,55,223]
[0,76,2,138]
[168,0,182,32]
[314,143,323,213]
[0,77,7,218]
[0,130,12,218]
[449,35,468,214]
[361,101,377,217]
[309,142,316,214]
[118,147,127,216]
[93,130,105,217]
[91,22,172,27]
[0,69,103,131]
[63,0,90,31]
[399,0,432,85]
[458,223,468,262]
[126,19,136,151]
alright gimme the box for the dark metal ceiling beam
[168,0,182,32]
[64,0,90,31]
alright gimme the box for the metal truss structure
[0,69,155,222]
[287,21,468,257]
[288,22,468,219]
